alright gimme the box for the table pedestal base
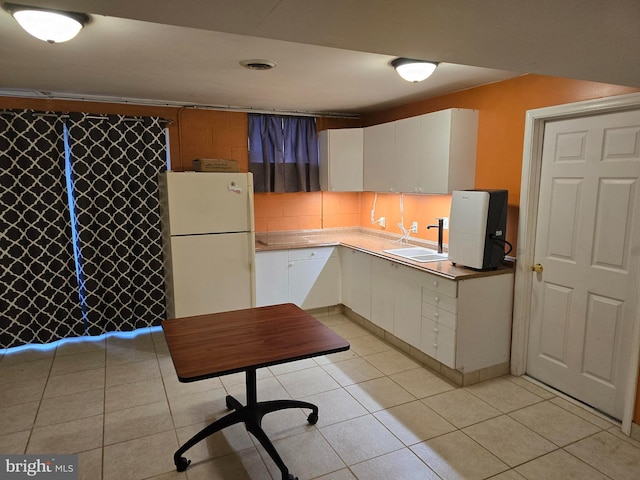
[173,367,319,480]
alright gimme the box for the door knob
[531,263,544,273]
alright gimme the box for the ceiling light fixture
[391,58,438,83]
[4,3,89,43]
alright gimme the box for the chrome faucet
[426,218,444,253]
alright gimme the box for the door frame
[512,92,640,434]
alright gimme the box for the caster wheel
[307,412,318,425]
[175,456,191,472]
[226,395,234,410]
[284,474,297,480]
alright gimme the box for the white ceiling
[1,0,638,115]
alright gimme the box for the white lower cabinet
[421,272,514,372]
[421,275,458,367]
[289,247,340,309]
[255,247,340,309]
[393,263,425,349]
[339,248,372,319]
[370,256,424,349]
[454,274,514,372]
[370,257,396,332]
[366,248,513,373]
[257,245,513,375]
[255,250,289,307]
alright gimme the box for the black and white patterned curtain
[66,113,167,336]
[0,110,83,348]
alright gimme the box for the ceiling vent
[239,59,277,71]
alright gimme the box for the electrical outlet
[410,221,418,233]
[442,217,449,229]
[379,217,386,228]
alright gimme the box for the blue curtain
[249,114,319,192]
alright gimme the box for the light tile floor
[1,312,640,480]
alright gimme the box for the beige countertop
[255,227,514,281]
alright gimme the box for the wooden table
[162,303,350,480]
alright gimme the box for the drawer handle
[434,328,438,333]
[434,297,439,302]
[433,281,438,287]
[434,312,439,318]
[433,344,438,349]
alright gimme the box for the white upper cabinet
[319,128,364,192]
[394,116,422,193]
[363,122,396,192]
[417,108,478,194]
[363,108,479,194]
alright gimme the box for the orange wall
[176,109,249,171]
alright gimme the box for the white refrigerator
[158,172,256,319]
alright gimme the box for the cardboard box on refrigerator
[192,158,239,172]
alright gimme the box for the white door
[527,109,640,419]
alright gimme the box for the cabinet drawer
[422,275,457,297]
[436,338,456,368]
[422,288,457,314]
[422,318,456,344]
[288,246,336,261]
[420,323,456,368]
[422,305,457,330]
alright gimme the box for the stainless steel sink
[383,247,448,263]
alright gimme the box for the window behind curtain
[248,114,320,193]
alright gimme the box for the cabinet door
[447,109,478,192]
[393,264,424,348]
[363,122,396,192]
[319,129,364,192]
[418,110,452,194]
[339,247,372,318]
[394,116,422,193]
[418,109,478,194]
[455,274,513,371]
[255,251,289,307]
[289,248,340,309]
[370,257,395,331]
